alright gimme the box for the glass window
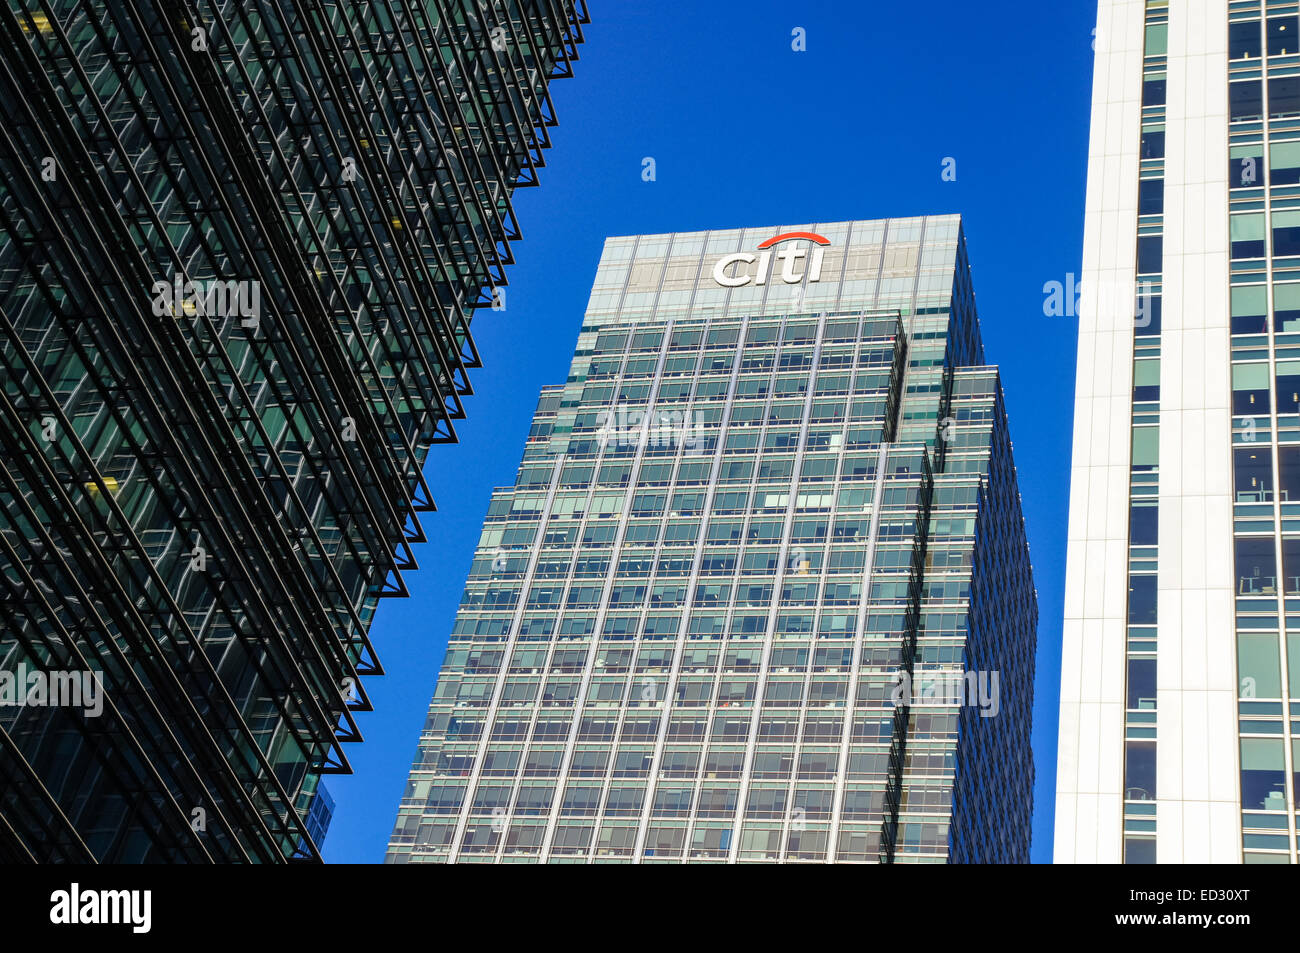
[1240,738,1286,811]
[1280,446,1300,501]
[1126,658,1157,709]
[1130,501,1158,546]
[1268,16,1299,56]
[1135,292,1162,336]
[1231,19,1262,60]
[1132,359,1160,401]
[1231,80,1264,121]
[1141,127,1165,159]
[1232,284,1267,334]
[1271,140,1300,185]
[1138,178,1164,216]
[1137,235,1163,274]
[1125,741,1156,800]
[1273,209,1300,256]
[1231,213,1266,259]
[1231,143,1264,188]
[1277,360,1300,414]
[1145,22,1168,56]
[1142,77,1166,107]
[1283,539,1300,596]
[1128,575,1157,625]
[1124,836,1157,864]
[1290,633,1300,697]
[1235,537,1277,596]
[1238,632,1282,698]
[1270,77,1300,119]
[1131,427,1159,470]
[1235,447,1273,502]
[1294,741,1300,809]
[1275,283,1300,332]
[1232,363,1270,414]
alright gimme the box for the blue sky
[323,0,1095,864]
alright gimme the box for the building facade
[0,0,586,862]
[387,216,1037,864]
[1058,0,1300,864]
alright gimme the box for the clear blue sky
[323,0,1095,865]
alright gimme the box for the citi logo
[711,231,829,287]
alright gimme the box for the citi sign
[710,231,829,287]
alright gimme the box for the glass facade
[0,1,586,862]
[1225,0,1300,863]
[387,216,1037,863]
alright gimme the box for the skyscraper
[1058,0,1299,864]
[0,0,586,862]
[387,215,1037,864]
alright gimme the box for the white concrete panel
[1156,0,1240,864]
[1061,0,1245,865]
[1057,0,1145,865]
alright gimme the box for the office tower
[387,215,1037,864]
[0,1,586,862]
[1058,0,1300,864]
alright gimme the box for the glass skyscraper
[388,215,1038,864]
[1058,0,1300,864]
[0,1,586,862]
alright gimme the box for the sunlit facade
[1058,0,1300,864]
[388,216,1037,863]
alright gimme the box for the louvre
[0,0,588,862]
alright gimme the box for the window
[1277,361,1300,414]
[1126,658,1156,710]
[1132,359,1160,402]
[1232,285,1267,334]
[1231,213,1266,259]
[1138,178,1163,216]
[1238,632,1282,698]
[1231,19,1262,60]
[1130,502,1158,546]
[1127,575,1157,625]
[1124,836,1157,864]
[706,326,739,348]
[1131,426,1159,471]
[1231,80,1264,121]
[1142,76,1166,107]
[1125,741,1156,801]
[1268,16,1299,56]
[1145,22,1167,56]
[1231,144,1264,188]
[1232,363,1270,414]
[1284,538,1300,596]
[1271,140,1300,185]
[1273,209,1300,256]
[1276,283,1300,332]
[1141,127,1165,159]
[1135,293,1162,336]
[1280,446,1300,500]
[1235,537,1277,596]
[1234,447,1273,502]
[1270,76,1300,119]
[1240,738,1286,811]
[1137,235,1163,273]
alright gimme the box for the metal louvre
[0,0,586,862]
